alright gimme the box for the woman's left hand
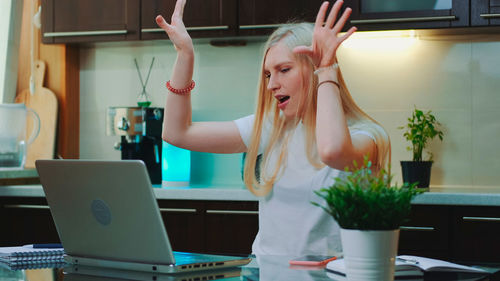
[294,0,356,68]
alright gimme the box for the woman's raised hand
[294,0,357,68]
[155,0,193,54]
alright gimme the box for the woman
[156,0,390,255]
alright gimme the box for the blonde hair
[243,23,391,196]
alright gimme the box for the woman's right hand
[155,0,193,54]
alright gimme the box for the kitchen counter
[0,169,38,178]
[0,169,39,185]
[1,184,500,206]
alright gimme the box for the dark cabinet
[399,204,500,263]
[238,0,323,36]
[471,0,500,26]
[41,0,141,44]
[398,205,451,260]
[140,0,237,40]
[204,201,258,255]
[346,0,469,31]
[157,200,205,253]
[41,0,500,44]
[0,197,60,246]
[157,199,258,255]
[451,206,500,263]
[4,194,500,261]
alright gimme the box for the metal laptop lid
[36,160,175,265]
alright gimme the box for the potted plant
[313,159,422,281]
[399,107,444,189]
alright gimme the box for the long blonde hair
[243,23,391,196]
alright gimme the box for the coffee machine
[106,107,164,184]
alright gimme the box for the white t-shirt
[234,114,375,256]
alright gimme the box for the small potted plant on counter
[399,107,444,189]
[313,159,422,281]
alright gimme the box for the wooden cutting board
[15,60,58,168]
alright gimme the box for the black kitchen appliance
[106,107,164,184]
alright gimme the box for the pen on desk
[397,257,419,265]
[24,243,63,249]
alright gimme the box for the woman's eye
[281,68,290,73]
[265,73,271,79]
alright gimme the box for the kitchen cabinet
[204,201,258,255]
[451,206,500,263]
[0,196,257,255]
[41,0,141,44]
[41,0,500,44]
[238,0,323,36]
[0,197,60,246]
[0,196,257,254]
[153,199,258,255]
[3,194,500,260]
[346,0,469,31]
[399,204,500,263]
[140,0,237,40]
[157,200,205,253]
[398,205,451,260]
[471,0,500,26]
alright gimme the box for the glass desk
[1,255,499,281]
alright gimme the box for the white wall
[79,32,500,188]
[0,0,22,103]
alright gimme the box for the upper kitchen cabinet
[238,0,324,36]
[41,0,140,44]
[141,0,237,40]
[471,0,500,26]
[345,0,469,31]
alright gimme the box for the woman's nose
[267,76,279,91]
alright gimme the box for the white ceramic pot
[340,228,400,281]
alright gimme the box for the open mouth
[276,95,290,104]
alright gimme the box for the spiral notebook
[0,245,65,262]
[0,259,66,271]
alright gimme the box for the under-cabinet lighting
[341,30,418,52]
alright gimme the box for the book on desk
[326,255,488,280]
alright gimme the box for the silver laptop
[35,159,251,274]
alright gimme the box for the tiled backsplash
[80,33,500,188]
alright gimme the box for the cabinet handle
[479,14,500,19]
[206,210,258,215]
[142,25,229,33]
[44,30,128,38]
[351,15,456,25]
[3,204,50,210]
[400,226,435,231]
[239,24,287,30]
[159,208,197,213]
[463,216,500,222]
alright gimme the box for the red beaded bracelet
[166,80,195,95]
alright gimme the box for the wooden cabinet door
[452,206,500,262]
[346,0,469,31]
[41,0,140,44]
[471,0,500,26]
[157,200,205,253]
[238,0,324,36]
[0,198,60,246]
[398,205,451,259]
[204,201,258,255]
[141,0,237,40]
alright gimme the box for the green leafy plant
[312,159,422,230]
[398,107,444,161]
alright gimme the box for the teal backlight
[162,141,191,186]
